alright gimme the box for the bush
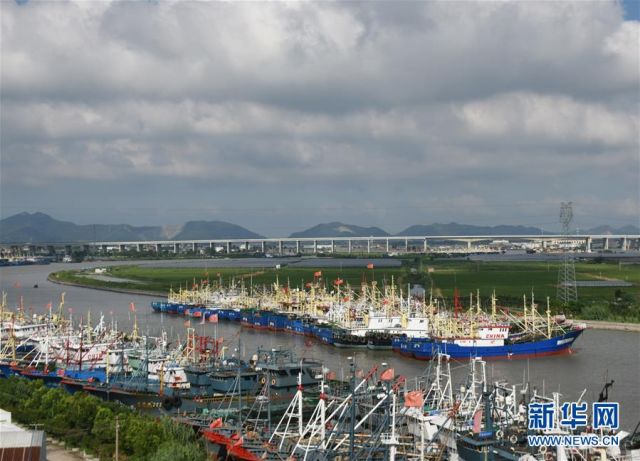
[580,304,609,320]
[0,377,207,460]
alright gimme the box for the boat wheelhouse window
[290,368,301,375]
[278,369,288,376]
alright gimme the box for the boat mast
[348,357,356,460]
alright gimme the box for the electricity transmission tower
[557,202,578,304]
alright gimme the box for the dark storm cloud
[1,1,638,233]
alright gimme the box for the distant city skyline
[1,1,638,236]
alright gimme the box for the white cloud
[1,0,638,230]
[457,92,638,147]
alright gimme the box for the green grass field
[49,258,640,323]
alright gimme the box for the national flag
[472,409,483,433]
[130,302,136,312]
[314,271,322,277]
[209,417,223,429]
[231,436,243,448]
[366,263,374,269]
[380,368,395,382]
[404,390,424,408]
[209,314,218,324]
[334,278,343,286]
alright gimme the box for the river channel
[1,260,638,429]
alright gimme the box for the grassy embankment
[49,259,640,323]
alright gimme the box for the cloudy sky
[1,0,638,235]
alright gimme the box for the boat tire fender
[260,377,266,385]
[162,396,174,410]
[271,378,276,386]
[496,430,503,439]
[509,434,518,444]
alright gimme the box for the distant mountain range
[0,213,637,243]
[289,222,389,238]
[396,223,547,236]
[0,212,263,243]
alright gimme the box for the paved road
[47,442,95,461]
[580,320,640,332]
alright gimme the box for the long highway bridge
[2,234,639,255]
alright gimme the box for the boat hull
[392,328,584,360]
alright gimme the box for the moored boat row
[150,281,586,361]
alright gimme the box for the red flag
[343,296,350,302]
[472,409,483,433]
[314,271,322,277]
[380,368,395,382]
[130,302,136,313]
[209,417,223,429]
[404,390,424,408]
[46,302,52,310]
[334,279,343,286]
[209,314,219,323]
[366,263,374,269]
[231,436,243,448]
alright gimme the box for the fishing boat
[393,294,586,361]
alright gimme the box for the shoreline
[48,275,640,332]
[576,319,640,332]
[47,274,163,297]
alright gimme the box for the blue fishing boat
[240,309,255,327]
[392,326,585,360]
[252,310,269,329]
[267,312,287,331]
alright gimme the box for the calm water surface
[1,260,638,428]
